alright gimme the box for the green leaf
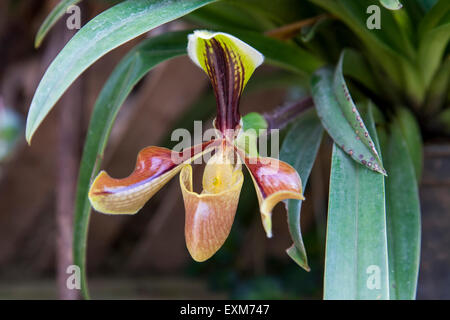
[236,112,268,156]
[324,107,389,300]
[310,0,422,102]
[334,52,383,167]
[311,67,386,175]
[418,0,450,37]
[418,22,450,90]
[35,0,82,48]
[379,0,403,10]
[382,119,421,300]
[426,55,450,113]
[417,1,450,89]
[73,30,189,299]
[189,0,311,31]
[341,49,378,94]
[187,1,274,32]
[280,108,323,271]
[26,0,217,143]
[395,108,423,180]
[234,30,324,75]
[242,112,268,132]
[391,6,414,51]
[227,0,313,26]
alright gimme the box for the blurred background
[0,0,448,299]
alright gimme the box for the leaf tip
[380,0,403,10]
[286,245,310,272]
[25,119,35,145]
[25,132,32,145]
[34,38,42,49]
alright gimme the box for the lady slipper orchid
[88,30,304,262]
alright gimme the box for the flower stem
[264,96,314,131]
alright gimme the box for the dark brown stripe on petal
[204,38,245,133]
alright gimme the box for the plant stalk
[263,96,314,131]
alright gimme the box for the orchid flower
[88,31,304,262]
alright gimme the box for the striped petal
[241,153,304,238]
[88,141,215,215]
[180,148,243,261]
[187,30,264,132]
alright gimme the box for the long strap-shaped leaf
[382,114,421,300]
[418,22,450,90]
[26,0,217,143]
[280,109,323,271]
[310,0,422,102]
[418,0,450,38]
[324,105,389,300]
[74,31,189,299]
[394,108,423,181]
[334,52,383,167]
[417,0,450,89]
[311,67,385,174]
